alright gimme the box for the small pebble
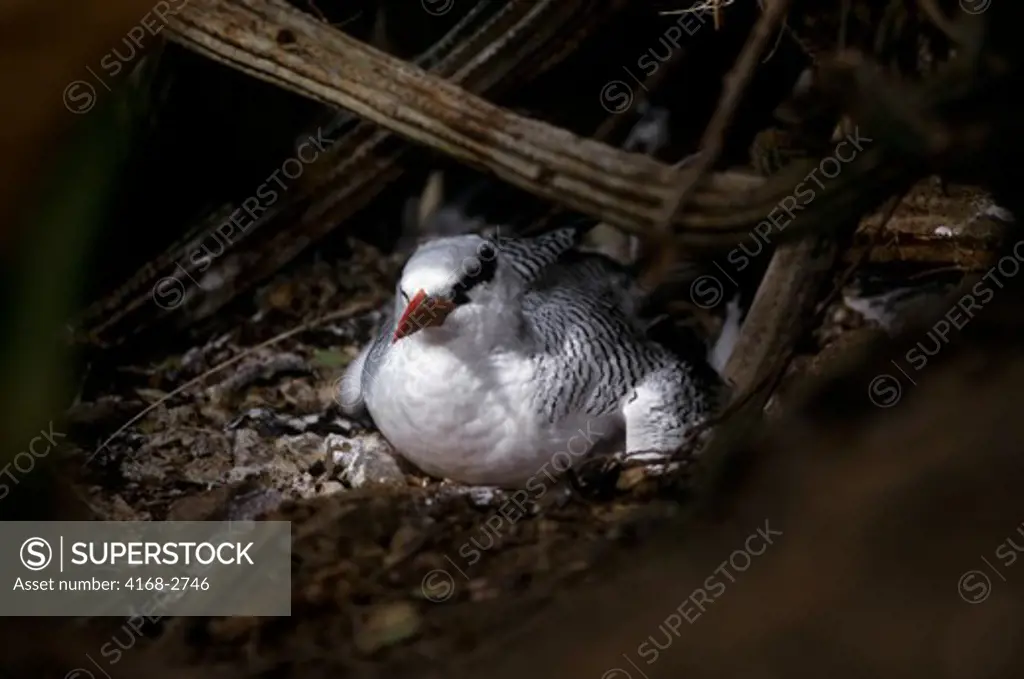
[323,433,406,487]
[353,601,421,654]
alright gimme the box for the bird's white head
[391,234,519,344]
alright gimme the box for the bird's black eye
[464,250,498,285]
[400,289,410,304]
[478,242,496,260]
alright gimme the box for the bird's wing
[339,343,371,418]
[530,250,645,324]
[339,304,395,420]
[494,224,594,286]
[528,251,726,401]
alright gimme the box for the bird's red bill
[393,290,454,342]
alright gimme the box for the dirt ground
[51,234,894,677]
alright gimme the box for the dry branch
[80,0,627,342]
[75,0,1015,347]
[164,0,782,240]
[164,0,1006,254]
[162,0,1014,257]
[658,0,794,227]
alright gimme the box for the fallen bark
[846,181,1014,269]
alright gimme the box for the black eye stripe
[446,250,497,304]
[465,251,497,284]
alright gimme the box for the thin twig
[87,297,381,463]
[915,0,965,45]
[656,0,795,231]
[814,189,906,316]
